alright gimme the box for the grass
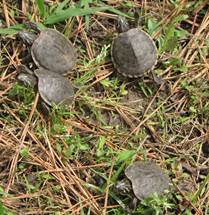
[0,0,209,214]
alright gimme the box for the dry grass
[0,0,209,214]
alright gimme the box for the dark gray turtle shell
[112,28,157,78]
[34,69,74,106]
[31,29,77,75]
[125,161,170,200]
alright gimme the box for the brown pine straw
[5,92,39,193]
[2,0,10,27]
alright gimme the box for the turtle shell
[34,69,74,106]
[31,29,77,75]
[125,161,170,200]
[112,28,157,78]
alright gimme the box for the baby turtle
[18,23,77,75]
[17,65,74,108]
[35,69,74,107]
[111,16,157,78]
[115,161,170,209]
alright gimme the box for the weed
[136,193,176,215]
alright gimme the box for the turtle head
[17,22,41,45]
[116,11,141,33]
[114,178,132,196]
[17,65,37,88]
[116,16,130,33]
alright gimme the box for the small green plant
[0,202,6,215]
[181,79,209,117]
[57,135,90,160]
[163,57,188,73]
[20,147,30,158]
[50,105,75,134]
[138,82,154,97]
[75,45,110,86]
[136,193,176,215]
[8,84,35,106]
[0,187,15,215]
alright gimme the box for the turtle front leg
[39,99,51,117]
[150,70,164,86]
[128,197,139,211]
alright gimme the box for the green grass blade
[44,6,110,24]
[107,7,131,18]
[116,150,136,163]
[0,202,5,215]
[36,0,46,18]
[192,172,209,203]
[54,0,70,13]
[80,0,92,30]
[0,24,24,35]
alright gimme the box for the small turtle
[18,23,77,75]
[17,65,74,110]
[115,161,170,210]
[111,16,158,78]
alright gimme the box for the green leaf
[36,0,46,18]
[40,173,53,180]
[111,162,127,182]
[160,14,188,53]
[56,143,62,154]
[80,0,92,7]
[100,79,111,87]
[20,147,30,158]
[189,106,197,113]
[96,136,106,157]
[173,14,189,24]
[79,143,89,151]
[120,84,128,96]
[64,144,75,159]
[107,7,131,18]
[0,202,6,215]
[192,173,209,203]
[54,0,70,13]
[81,0,92,30]
[0,24,24,35]
[0,186,4,196]
[147,19,159,34]
[44,6,110,24]
[116,150,136,163]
